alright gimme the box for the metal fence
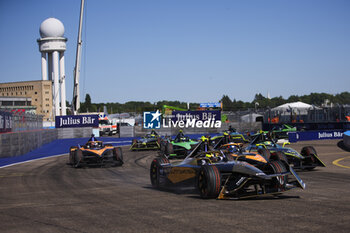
[262,105,350,124]
[0,109,43,133]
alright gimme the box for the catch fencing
[0,109,43,133]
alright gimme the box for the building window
[35,91,37,94]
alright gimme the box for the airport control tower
[37,18,67,116]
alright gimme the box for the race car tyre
[270,151,288,164]
[197,165,221,199]
[114,147,124,165]
[268,160,288,191]
[131,139,138,149]
[150,157,169,188]
[160,141,166,153]
[165,142,174,155]
[301,146,317,170]
[73,149,83,168]
[258,148,271,162]
[69,146,78,165]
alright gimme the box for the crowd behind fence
[0,109,43,133]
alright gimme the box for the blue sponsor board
[55,115,99,128]
[0,111,12,133]
[200,102,221,108]
[171,110,221,122]
[289,130,344,142]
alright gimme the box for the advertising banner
[0,111,12,133]
[171,110,221,122]
[143,110,222,129]
[200,102,221,108]
[289,130,344,142]
[168,110,221,128]
[55,115,99,128]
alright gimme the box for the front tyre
[114,147,124,166]
[150,157,169,188]
[69,146,78,165]
[197,165,221,199]
[73,149,83,168]
[267,160,288,191]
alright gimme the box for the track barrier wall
[0,127,92,158]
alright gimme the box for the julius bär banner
[55,115,99,128]
[168,110,221,128]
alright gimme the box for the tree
[220,95,233,111]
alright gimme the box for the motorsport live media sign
[55,115,99,128]
[143,110,221,129]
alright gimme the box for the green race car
[161,131,199,159]
[261,124,297,139]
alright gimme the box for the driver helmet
[228,145,239,153]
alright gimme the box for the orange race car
[69,136,123,168]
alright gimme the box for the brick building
[0,80,53,121]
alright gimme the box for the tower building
[37,18,67,116]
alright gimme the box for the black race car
[246,133,326,170]
[150,139,305,199]
[130,130,161,150]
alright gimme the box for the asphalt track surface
[0,140,350,233]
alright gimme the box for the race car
[160,130,199,158]
[210,131,250,148]
[150,140,305,200]
[260,124,297,139]
[246,133,326,170]
[69,136,123,168]
[130,130,161,151]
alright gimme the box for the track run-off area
[0,139,350,232]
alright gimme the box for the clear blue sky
[0,0,349,104]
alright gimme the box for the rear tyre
[258,148,271,162]
[165,142,174,155]
[301,146,317,170]
[197,165,221,199]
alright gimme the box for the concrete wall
[0,127,93,158]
